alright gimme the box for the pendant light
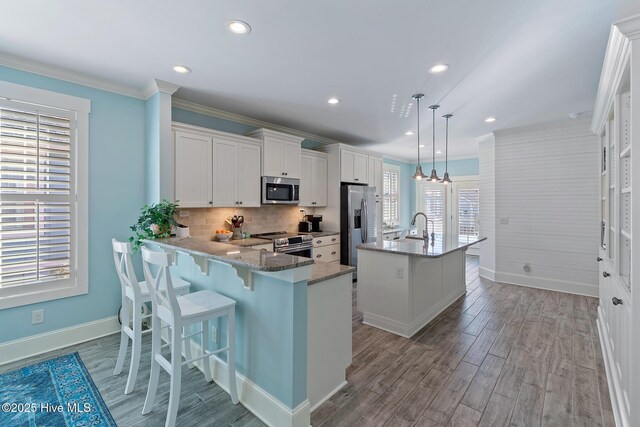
[410,94,427,180]
[441,114,453,185]
[428,105,440,182]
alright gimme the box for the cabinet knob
[239,201,243,205]
[596,257,603,262]
[603,271,610,277]
[331,238,336,242]
[331,251,337,255]
[209,201,213,205]
[612,297,623,306]
[316,240,322,244]
[316,254,322,258]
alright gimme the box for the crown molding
[172,98,344,145]
[615,12,640,40]
[0,51,145,99]
[143,79,180,99]
[591,23,632,135]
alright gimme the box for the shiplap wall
[480,117,600,296]
[478,134,497,279]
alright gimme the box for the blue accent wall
[0,66,146,343]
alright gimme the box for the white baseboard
[163,330,310,427]
[597,308,629,427]
[478,267,496,281]
[0,316,120,366]
[487,271,598,297]
[363,287,466,338]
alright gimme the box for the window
[423,184,446,234]
[457,187,480,244]
[383,165,400,224]
[0,82,89,309]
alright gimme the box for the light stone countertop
[299,230,340,238]
[146,237,313,272]
[224,237,272,247]
[357,235,486,258]
[309,262,355,285]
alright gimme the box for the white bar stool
[111,239,192,394]
[140,246,239,427]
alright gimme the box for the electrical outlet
[32,309,44,324]
[179,210,189,217]
[211,327,218,344]
[500,217,510,225]
[395,267,404,279]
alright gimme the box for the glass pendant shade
[440,113,453,184]
[410,93,427,180]
[429,105,440,182]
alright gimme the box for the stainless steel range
[252,231,313,258]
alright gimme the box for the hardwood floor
[313,256,615,427]
[1,256,614,427]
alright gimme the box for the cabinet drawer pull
[239,201,243,205]
[612,297,623,306]
[209,201,213,205]
[316,254,322,258]
[316,240,322,244]
[596,257,603,262]
[354,178,359,181]
[331,251,337,255]
[331,238,336,242]
[603,271,610,277]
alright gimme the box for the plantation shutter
[383,168,399,223]
[424,187,445,234]
[458,188,479,238]
[0,100,75,288]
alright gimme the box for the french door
[417,179,480,255]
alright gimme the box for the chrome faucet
[427,220,435,246]
[411,212,431,244]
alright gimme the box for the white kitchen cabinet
[340,149,368,183]
[248,129,303,178]
[212,139,261,207]
[592,15,639,426]
[312,233,340,263]
[173,123,261,208]
[175,131,212,207]
[300,150,328,207]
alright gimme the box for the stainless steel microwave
[261,176,300,205]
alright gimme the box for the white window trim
[382,164,401,226]
[0,81,90,309]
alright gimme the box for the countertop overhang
[357,235,486,258]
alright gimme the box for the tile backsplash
[177,206,311,239]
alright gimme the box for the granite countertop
[357,235,487,258]
[145,237,313,272]
[224,237,272,247]
[299,230,340,238]
[309,262,355,285]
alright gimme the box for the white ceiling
[1,0,618,162]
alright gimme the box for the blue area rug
[0,352,116,427]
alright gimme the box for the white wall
[480,117,600,296]
[478,134,496,279]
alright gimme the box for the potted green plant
[129,200,180,251]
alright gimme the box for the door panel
[262,137,284,177]
[175,132,212,207]
[212,139,239,207]
[237,143,261,207]
[283,140,301,178]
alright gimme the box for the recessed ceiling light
[172,65,191,74]
[429,64,449,74]
[228,20,251,34]
[405,131,415,136]
[419,144,425,148]
[328,97,340,105]
[485,116,497,123]
[569,112,579,119]
[436,150,442,154]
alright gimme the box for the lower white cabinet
[173,123,261,208]
[313,234,340,263]
[300,150,328,207]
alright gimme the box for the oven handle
[275,245,313,254]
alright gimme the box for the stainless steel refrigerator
[340,185,377,276]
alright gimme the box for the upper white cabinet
[173,123,261,208]
[341,149,368,183]
[175,131,212,207]
[300,150,328,207]
[248,129,303,178]
[591,14,640,426]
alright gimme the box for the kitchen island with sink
[356,234,485,337]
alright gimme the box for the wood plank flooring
[313,256,615,427]
[1,256,614,427]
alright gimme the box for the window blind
[383,169,399,223]
[458,188,479,238]
[424,188,445,234]
[0,103,74,288]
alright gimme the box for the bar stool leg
[142,314,161,415]
[202,320,213,382]
[113,298,130,376]
[227,309,239,404]
[125,302,142,394]
[166,325,183,427]
[183,326,195,369]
